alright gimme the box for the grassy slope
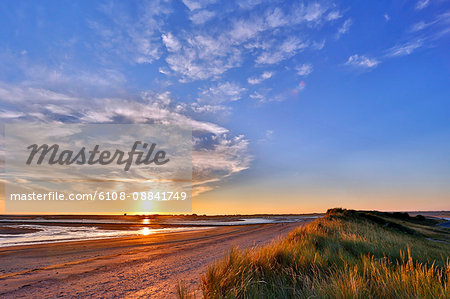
[181,208,450,298]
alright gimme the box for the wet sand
[0,221,308,298]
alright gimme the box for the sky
[0,0,449,214]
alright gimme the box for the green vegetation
[180,208,450,298]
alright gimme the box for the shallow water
[0,225,210,247]
[0,216,316,247]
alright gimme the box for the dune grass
[179,208,450,298]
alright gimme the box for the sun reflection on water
[141,227,150,235]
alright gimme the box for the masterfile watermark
[26,141,170,171]
[3,124,192,214]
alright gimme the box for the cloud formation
[0,83,250,196]
[248,71,273,85]
[346,55,380,68]
[336,19,353,39]
[415,0,430,10]
[158,1,346,81]
[386,40,424,57]
[90,1,172,65]
[296,64,313,76]
[2,0,448,198]
[198,82,246,103]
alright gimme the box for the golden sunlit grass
[179,208,450,298]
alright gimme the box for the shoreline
[0,221,308,298]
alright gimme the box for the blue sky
[0,0,449,213]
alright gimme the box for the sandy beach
[0,221,307,298]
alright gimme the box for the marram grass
[178,208,450,298]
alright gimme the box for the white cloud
[0,85,82,103]
[410,13,450,32]
[336,19,352,39]
[249,91,265,102]
[10,2,366,194]
[386,40,423,57]
[182,0,216,11]
[249,87,275,103]
[159,1,344,81]
[265,7,288,28]
[346,54,380,68]
[326,10,342,21]
[189,103,231,114]
[301,2,329,22]
[256,129,275,144]
[164,33,242,81]
[3,52,126,94]
[311,40,325,50]
[182,0,202,11]
[228,17,266,43]
[0,110,24,119]
[158,67,172,76]
[162,33,181,52]
[237,0,263,10]
[0,83,250,196]
[192,134,251,193]
[384,14,390,22]
[415,0,430,10]
[256,37,308,64]
[411,21,428,32]
[189,10,215,24]
[90,1,172,65]
[247,71,273,85]
[198,82,246,103]
[296,64,313,76]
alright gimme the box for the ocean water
[0,225,208,247]
[0,216,316,247]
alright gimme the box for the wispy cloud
[336,19,352,39]
[90,1,172,65]
[248,71,273,85]
[189,103,231,115]
[198,82,246,103]
[257,129,274,143]
[182,0,216,11]
[386,39,424,57]
[161,1,344,80]
[326,10,342,21]
[192,134,251,193]
[0,0,357,196]
[0,110,25,119]
[256,37,308,64]
[411,21,429,32]
[0,83,250,196]
[301,2,329,22]
[415,0,430,10]
[164,33,242,81]
[296,64,313,76]
[189,10,216,24]
[162,33,181,52]
[346,54,380,68]
[410,12,450,32]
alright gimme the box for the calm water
[0,225,208,247]
[0,216,316,247]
